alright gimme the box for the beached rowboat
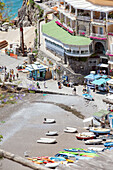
[37,138,56,144]
[76,132,95,140]
[45,162,59,168]
[46,131,58,136]
[85,139,102,145]
[43,118,56,124]
[89,127,110,134]
[64,127,77,133]
[88,147,104,152]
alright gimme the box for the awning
[93,110,109,118]
[97,63,108,68]
[100,56,108,59]
[91,78,111,86]
[108,61,113,65]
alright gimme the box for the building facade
[42,0,113,74]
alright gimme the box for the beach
[0,86,110,170]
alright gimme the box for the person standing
[16,73,19,79]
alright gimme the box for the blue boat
[104,142,113,147]
[64,148,96,153]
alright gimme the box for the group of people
[0,66,19,82]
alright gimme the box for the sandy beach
[0,89,111,170]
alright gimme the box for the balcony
[108,32,113,36]
[65,51,92,57]
[90,33,107,40]
[106,50,113,56]
[78,30,86,36]
[93,18,106,23]
[58,8,76,21]
[77,15,91,21]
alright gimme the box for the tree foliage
[0,1,14,21]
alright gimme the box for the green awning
[93,110,109,118]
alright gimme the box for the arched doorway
[78,25,86,34]
[95,42,105,55]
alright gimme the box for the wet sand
[0,93,111,170]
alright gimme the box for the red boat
[76,133,95,140]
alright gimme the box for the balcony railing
[77,16,91,21]
[93,18,106,23]
[106,50,113,56]
[78,30,86,35]
[90,33,107,40]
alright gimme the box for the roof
[25,64,48,71]
[84,74,101,80]
[64,0,113,12]
[42,20,92,46]
[93,110,109,118]
[91,78,110,86]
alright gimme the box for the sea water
[2,0,23,19]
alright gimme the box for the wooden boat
[46,131,58,136]
[64,127,77,133]
[76,132,95,140]
[104,142,113,147]
[88,147,104,152]
[89,127,110,134]
[45,162,59,168]
[43,118,56,124]
[37,138,56,144]
[85,139,102,145]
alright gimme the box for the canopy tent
[91,78,110,86]
[93,110,109,118]
[84,74,101,80]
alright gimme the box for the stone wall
[38,50,84,84]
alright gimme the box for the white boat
[85,139,102,145]
[37,138,56,144]
[88,147,104,152]
[64,127,77,133]
[89,127,110,134]
[45,162,59,168]
[43,118,55,124]
[46,131,58,136]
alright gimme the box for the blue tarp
[91,78,111,86]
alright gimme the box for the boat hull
[89,129,110,135]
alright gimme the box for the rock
[23,21,31,27]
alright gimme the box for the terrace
[42,20,92,46]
